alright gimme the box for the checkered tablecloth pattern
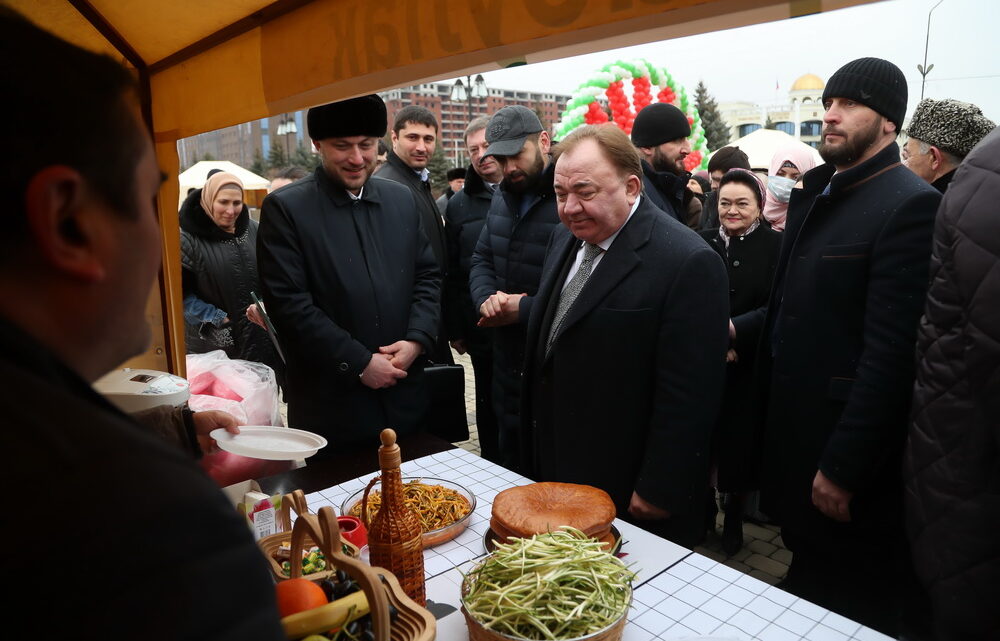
[300,448,891,641]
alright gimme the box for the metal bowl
[340,476,477,548]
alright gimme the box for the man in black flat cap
[257,94,441,452]
[469,105,561,470]
[756,57,941,636]
[631,102,702,227]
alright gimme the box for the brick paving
[450,351,791,585]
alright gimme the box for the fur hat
[307,94,387,140]
[446,167,466,181]
[906,98,996,158]
[823,57,907,131]
[631,103,691,147]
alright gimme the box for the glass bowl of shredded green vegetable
[460,527,636,641]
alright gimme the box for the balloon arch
[554,59,709,172]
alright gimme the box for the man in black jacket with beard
[444,115,504,463]
[469,106,562,470]
[631,102,702,228]
[257,96,441,451]
[757,57,941,636]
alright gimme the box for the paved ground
[450,351,791,585]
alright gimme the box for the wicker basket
[258,489,359,583]
[283,506,435,641]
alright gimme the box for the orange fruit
[276,578,328,617]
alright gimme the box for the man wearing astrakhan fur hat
[257,95,441,452]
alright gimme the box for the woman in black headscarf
[699,169,781,555]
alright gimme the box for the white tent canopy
[178,161,270,206]
[709,128,822,172]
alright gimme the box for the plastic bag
[186,350,282,426]
[186,350,290,486]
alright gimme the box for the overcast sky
[439,0,998,125]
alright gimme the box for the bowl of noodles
[340,477,477,548]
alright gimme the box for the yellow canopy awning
[13,0,873,375]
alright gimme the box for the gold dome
[791,73,825,91]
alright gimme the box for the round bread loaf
[490,482,616,540]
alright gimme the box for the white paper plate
[210,426,328,460]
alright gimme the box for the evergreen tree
[427,145,450,196]
[292,142,320,171]
[250,147,267,176]
[694,81,731,151]
[267,143,288,171]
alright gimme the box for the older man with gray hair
[902,98,995,192]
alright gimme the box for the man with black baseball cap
[257,94,441,452]
[756,57,941,636]
[469,105,561,470]
[631,102,702,227]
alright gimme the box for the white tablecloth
[303,448,892,641]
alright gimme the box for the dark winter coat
[443,166,495,351]
[757,141,941,548]
[0,316,283,640]
[905,127,1000,640]
[377,151,452,363]
[523,196,729,517]
[468,162,561,465]
[256,168,441,449]
[377,151,448,269]
[700,223,781,491]
[698,190,720,231]
[179,190,281,376]
[640,160,702,227]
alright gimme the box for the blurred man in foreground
[0,8,283,638]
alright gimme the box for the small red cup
[337,515,368,549]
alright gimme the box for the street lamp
[275,114,298,159]
[917,0,945,100]
[450,74,488,166]
[451,74,489,119]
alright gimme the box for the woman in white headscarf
[762,144,818,231]
[179,172,282,382]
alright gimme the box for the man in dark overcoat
[757,58,942,636]
[376,105,453,364]
[469,106,562,469]
[444,115,504,463]
[257,95,441,451]
[522,125,729,548]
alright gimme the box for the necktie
[546,243,603,356]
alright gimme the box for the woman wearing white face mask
[762,144,818,231]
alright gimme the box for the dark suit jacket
[758,141,941,546]
[522,197,729,516]
[377,151,453,363]
[257,168,440,449]
[377,151,448,269]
